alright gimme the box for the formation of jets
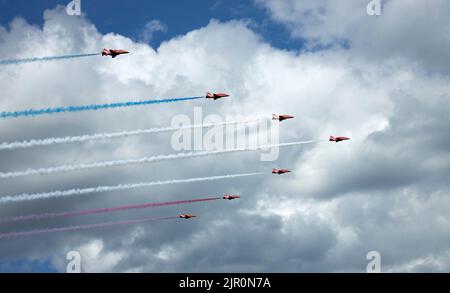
[99,49,350,219]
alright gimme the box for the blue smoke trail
[0,96,203,119]
[0,53,100,65]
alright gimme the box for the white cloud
[75,240,124,272]
[140,20,167,43]
[256,0,364,44]
[258,0,450,72]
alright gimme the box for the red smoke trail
[0,197,221,223]
[0,216,179,239]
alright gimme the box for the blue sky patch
[0,0,303,50]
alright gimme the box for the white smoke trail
[0,119,260,151]
[0,53,99,66]
[0,173,263,204]
[0,140,321,179]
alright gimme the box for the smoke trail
[0,173,262,204]
[0,196,221,223]
[0,53,100,65]
[0,118,260,151]
[0,216,178,240]
[0,140,321,179]
[0,96,203,119]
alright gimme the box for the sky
[0,0,298,49]
[0,0,449,273]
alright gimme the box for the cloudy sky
[0,0,449,273]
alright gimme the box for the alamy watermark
[367,0,382,16]
[366,251,381,273]
[170,107,280,161]
[66,250,82,273]
[66,0,82,16]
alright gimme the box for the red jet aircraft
[272,114,294,122]
[272,169,291,175]
[329,136,351,142]
[205,92,230,100]
[179,214,196,219]
[223,195,241,200]
[101,48,129,58]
